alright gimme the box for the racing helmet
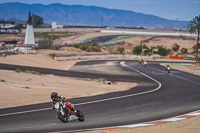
[51,92,58,100]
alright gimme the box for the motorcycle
[166,67,171,73]
[54,99,85,123]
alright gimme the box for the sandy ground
[0,50,78,70]
[169,64,200,76]
[0,69,136,108]
[124,37,196,52]
[145,37,196,52]
[71,32,196,55]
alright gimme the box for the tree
[181,48,188,54]
[172,43,180,52]
[167,49,172,54]
[32,14,43,27]
[0,20,15,24]
[133,45,148,55]
[0,20,6,23]
[188,15,200,63]
[116,47,125,54]
[156,45,169,56]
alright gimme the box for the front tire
[57,111,69,123]
[76,109,85,121]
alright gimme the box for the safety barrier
[94,30,101,33]
[168,55,184,60]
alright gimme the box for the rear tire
[57,111,69,123]
[76,109,85,121]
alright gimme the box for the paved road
[82,35,126,44]
[0,60,199,133]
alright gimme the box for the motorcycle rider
[139,59,143,64]
[166,64,171,72]
[144,60,147,67]
[51,92,76,112]
[166,64,170,69]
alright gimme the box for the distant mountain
[6,18,50,26]
[7,18,26,24]
[0,2,189,29]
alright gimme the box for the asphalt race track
[82,35,126,44]
[0,60,200,133]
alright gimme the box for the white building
[0,23,15,28]
[52,20,63,29]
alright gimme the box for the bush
[172,43,180,52]
[116,47,125,54]
[89,45,101,52]
[80,45,88,51]
[73,44,81,48]
[133,45,148,55]
[91,40,98,46]
[15,69,22,73]
[24,86,31,89]
[167,49,172,54]
[156,45,169,56]
[72,43,101,52]
[0,79,6,82]
[181,48,188,54]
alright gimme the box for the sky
[0,0,199,21]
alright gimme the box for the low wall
[54,54,153,61]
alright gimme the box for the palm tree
[188,15,200,62]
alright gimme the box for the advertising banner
[0,28,21,34]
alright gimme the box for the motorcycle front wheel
[57,111,69,123]
[76,109,85,121]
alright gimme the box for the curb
[93,110,200,131]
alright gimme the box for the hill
[0,2,189,29]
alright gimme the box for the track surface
[0,60,200,133]
[82,35,126,44]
